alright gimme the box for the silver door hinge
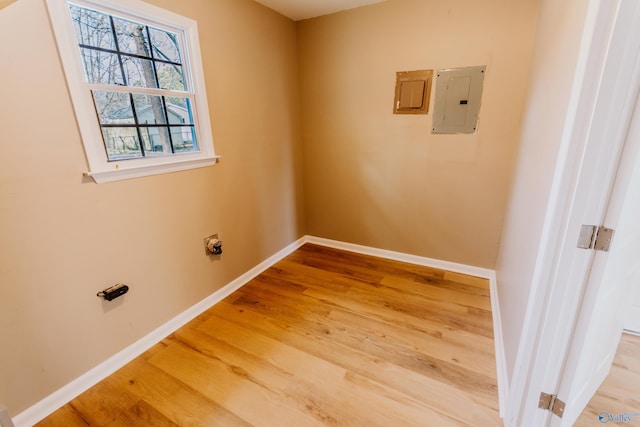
[539,392,565,418]
[577,225,614,252]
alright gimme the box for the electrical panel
[432,65,486,134]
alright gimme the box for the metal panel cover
[432,66,486,134]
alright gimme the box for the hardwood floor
[36,244,501,426]
[578,333,640,426]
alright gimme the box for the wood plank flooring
[36,244,501,426]
[578,333,640,425]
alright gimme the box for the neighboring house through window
[46,0,217,183]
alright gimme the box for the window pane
[132,94,167,125]
[69,5,115,50]
[156,62,186,91]
[166,98,194,124]
[60,2,212,171]
[171,126,197,153]
[139,127,171,155]
[101,127,142,160]
[80,48,124,85]
[149,27,181,63]
[93,91,134,124]
[121,55,158,88]
[113,17,151,57]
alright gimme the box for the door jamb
[504,0,640,425]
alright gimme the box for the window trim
[45,0,218,183]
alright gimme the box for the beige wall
[297,0,540,268]
[0,0,550,417]
[0,0,304,415]
[495,0,590,380]
[0,0,15,10]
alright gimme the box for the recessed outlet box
[203,233,220,255]
[393,69,433,115]
[97,283,129,301]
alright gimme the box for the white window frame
[46,0,218,183]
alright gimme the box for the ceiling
[253,0,387,21]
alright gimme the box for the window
[46,0,218,183]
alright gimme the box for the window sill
[84,155,220,183]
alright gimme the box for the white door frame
[553,92,640,425]
[504,0,640,425]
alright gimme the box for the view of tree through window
[69,3,198,160]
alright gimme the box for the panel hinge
[577,225,614,252]
[538,392,566,418]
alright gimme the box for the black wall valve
[210,239,223,255]
[97,283,129,301]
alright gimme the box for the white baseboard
[304,236,495,279]
[624,306,640,335]
[304,236,508,418]
[14,235,508,425]
[489,273,509,419]
[13,237,306,427]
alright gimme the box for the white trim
[85,155,220,183]
[13,236,507,425]
[489,273,509,419]
[505,0,640,425]
[304,236,495,279]
[304,236,507,418]
[0,405,15,427]
[44,0,217,183]
[12,237,306,427]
